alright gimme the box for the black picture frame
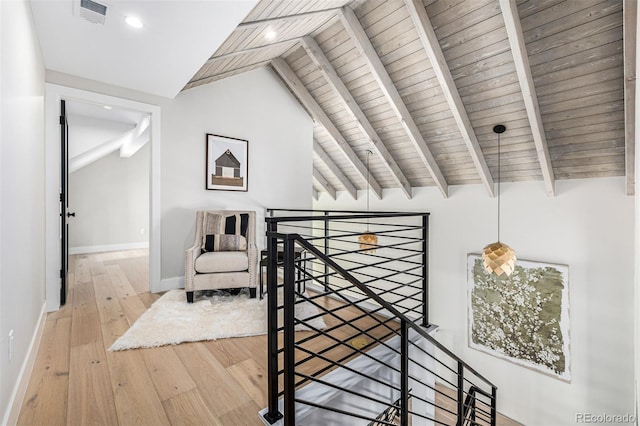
[205,133,248,191]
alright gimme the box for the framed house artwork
[467,254,571,381]
[206,133,248,191]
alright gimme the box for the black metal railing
[263,209,430,324]
[261,210,497,426]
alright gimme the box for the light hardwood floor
[18,250,519,426]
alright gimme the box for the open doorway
[45,83,161,312]
[63,99,151,295]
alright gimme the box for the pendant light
[482,125,516,277]
[358,150,378,254]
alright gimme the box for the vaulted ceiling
[184,0,633,200]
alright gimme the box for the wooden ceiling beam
[338,7,448,198]
[184,61,270,91]
[624,0,637,195]
[207,38,300,63]
[313,140,358,200]
[302,36,412,199]
[406,0,495,198]
[499,0,556,197]
[270,57,383,199]
[238,8,340,30]
[313,168,337,199]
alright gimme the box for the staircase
[260,210,497,426]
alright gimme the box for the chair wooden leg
[249,287,257,299]
[187,291,194,303]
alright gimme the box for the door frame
[44,83,161,312]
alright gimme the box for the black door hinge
[59,115,65,125]
[60,269,64,279]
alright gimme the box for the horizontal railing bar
[308,249,422,269]
[294,399,398,426]
[328,223,424,235]
[276,223,425,239]
[323,236,423,255]
[292,348,456,418]
[304,252,423,277]
[294,323,398,373]
[293,235,498,389]
[463,383,494,400]
[295,372,403,413]
[298,284,401,339]
[266,211,429,223]
[266,208,430,215]
[295,315,402,367]
[291,343,401,394]
[297,255,422,286]
[295,299,402,359]
[407,339,459,380]
[301,251,423,282]
[293,290,398,331]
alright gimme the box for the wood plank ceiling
[184,0,632,200]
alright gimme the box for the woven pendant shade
[358,231,378,254]
[482,241,517,277]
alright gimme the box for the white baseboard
[157,276,184,293]
[69,241,149,255]
[2,302,47,426]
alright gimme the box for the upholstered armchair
[185,210,258,303]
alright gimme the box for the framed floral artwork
[206,133,248,191]
[467,254,570,381]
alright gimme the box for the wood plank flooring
[17,250,519,425]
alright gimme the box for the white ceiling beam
[120,115,150,158]
[313,168,337,199]
[313,140,358,199]
[499,0,556,197]
[338,7,448,198]
[624,0,637,195]
[238,8,340,29]
[270,57,383,199]
[405,0,495,198]
[70,129,134,173]
[302,36,413,199]
[312,187,319,200]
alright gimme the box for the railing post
[263,222,282,424]
[400,319,409,426]
[323,211,329,292]
[422,214,429,327]
[283,236,296,425]
[491,386,497,426]
[457,362,464,426]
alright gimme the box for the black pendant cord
[493,124,505,244]
[497,131,500,243]
[366,150,371,229]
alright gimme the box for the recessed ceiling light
[265,30,277,40]
[125,16,143,28]
[103,105,112,110]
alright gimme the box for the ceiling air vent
[77,0,107,25]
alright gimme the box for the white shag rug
[109,289,326,351]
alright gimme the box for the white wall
[160,67,314,285]
[69,143,149,252]
[315,177,634,426]
[0,0,46,422]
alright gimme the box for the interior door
[60,99,70,306]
